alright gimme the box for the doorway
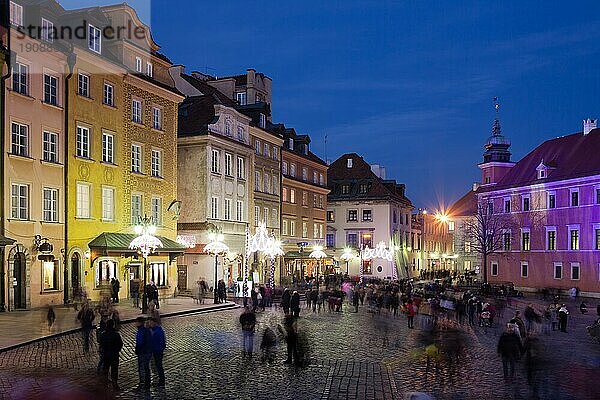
[71,253,80,298]
[177,265,187,290]
[13,252,26,309]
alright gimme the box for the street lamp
[340,247,354,275]
[204,231,229,304]
[309,245,327,293]
[129,215,162,314]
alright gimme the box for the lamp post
[340,247,354,276]
[309,245,327,293]
[129,215,162,314]
[265,238,284,289]
[204,231,229,304]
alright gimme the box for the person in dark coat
[77,302,95,353]
[111,278,120,303]
[523,333,543,397]
[558,304,569,332]
[281,288,291,315]
[497,324,523,379]
[260,326,277,363]
[149,317,166,386]
[291,291,301,317]
[135,317,152,390]
[99,319,123,390]
[279,314,298,365]
[239,307,256,358]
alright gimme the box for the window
[302,167,308,181]
[43,74,58,105]
[211,149,220,174]
[236,92,247,105]
[132,99,142,123]
[290,189,296,204]
[290,221,296,236]
[237,126,245,142]
[362,234,373,248]
[503,232,511,251]
[570,189,579,207]
[320,173,324,186]
[302,222,308,238]
[318,195,323,208]
[393,210,397,224]
[521,230,530,251]
[326,233,335,248]
[11,122,28,157]
[341,184,350,195]
[538,169,546,179]
[313,223,318,239]
[347,158,353,168]
[570,228,579,250]
[101,187,114,221]
[152,107,162,130]
[362,260,373,275]
[319,224,323,239]
[554,263,562,279]
[237,157,245,179]
[273,176,278,193]
[12,62,28,95]
[313,171,318,184]
[255,140,261,155]
[264,174,270,193]
[76,126,90,159]
[78,73,89,97]
[131,144,142,173]
[259,113,266,128]
[547,229,556,251]
[96,260,116,286]
[302,191,308,206]
[448,221,455,231]
[254,171,261,191]
[348,209,358,222]
[43,131,58,162]
[504,199,511,213]
[465,241,471,253]
[76,183,90,218]
[88,24,101,53]
[41,18,54,42]
[254,206,260,227]
[521,262,528,278]
[362,209,372,221]
[236,200,243,222]
[491,262,498,277]
[282,161,288,175]
[273,147,278,161]
[359,184,368,194]
[42,261,59,290]
[485,176,490,184]
[131,194,142,224]
[151,149,162,177]
[9,1,23,26]
[522,196,530,211]
[282,187,288,202]
[347,233,359,248]
[223,198,231,220]
[571,263,580,280]
[596,188,600,205]
[290,164,296,177]
[135,57,142,73]
[211,197,219,219]
[263,207,269,224]
[11,184,28,220]
[548,192,556,209]
[146,62,153,77]
[150,263,167,287]
[103,82,114,106]
[487,201,494,215]
[102,132,114,164]
[42,188,58,222]
[151,197,162,226]
[264,143,270,158]
[282,220,289,236]
[596,228,600,250]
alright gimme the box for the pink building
[480,117,600,297]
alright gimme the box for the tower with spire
[478,97,515,186]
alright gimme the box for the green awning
[88,232,186,255]
[0,235,16,247]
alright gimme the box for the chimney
[583,118,597,135]
[472,182,480,192]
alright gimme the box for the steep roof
[448,189,478,216]
[328,153,413,207]
[491,128,600,191]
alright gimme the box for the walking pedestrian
[260,326,277,363]
[46,304,56,330]
[99,319,123,391]
[135,317,152,390]
[279,314,298,365]
[497,324,523,380]
[353,289,359,313]
[558,304,569,333]
[291,290,301,317]
[149,317,166,386]
[523,333,543,397]
[281,288,291,315]
[77,301,95,353]
[406,299,416,329]
[130,278,140,309]
[239,307,256,358]
[111,277,120,303]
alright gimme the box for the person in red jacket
[406,299,417,329]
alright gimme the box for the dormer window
[538,169,546,179]
[303,144,308,155]
[9,2,23,27]
[536,159,551,180]
[347,158,353,168]
[288,138,293,149]
[88,24,101,53]
[259,113,266,128]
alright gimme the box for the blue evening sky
[62,1,600,210]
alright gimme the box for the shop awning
[88,232,187,256]
[0,235,16,247]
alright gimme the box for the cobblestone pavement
[0,298,599,400]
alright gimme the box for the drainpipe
[63,48,76,305]
[0,0,12,312]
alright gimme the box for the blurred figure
[110,277,120,303]
[281,288,291,315]
[523,333,543,397]
[148,301,161,325]
[497,324,523,380]
[77,301,95,354]
[194,280,202,304]
[260,326,277,363]
[558,304,569,333]
[279,314,298,365]
[130,277,140,309]
[239,307,256,358]
[149,317,166,386]
[46,303,56,330]
[580,301,588,314]
[291,291,301,317]
[99,319,123,391]
[509,311,526,339]
[134,317,151,390]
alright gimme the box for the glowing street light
[265,239,284,288]
[129,215,162,314]
[340,247,355,275]
[204,231,229,304]
[309,245,327,293]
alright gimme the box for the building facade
[326,153,414,280]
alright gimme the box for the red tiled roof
[448,189,478,216]
[491,128,600,190]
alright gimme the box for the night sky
[62,0,600,210]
